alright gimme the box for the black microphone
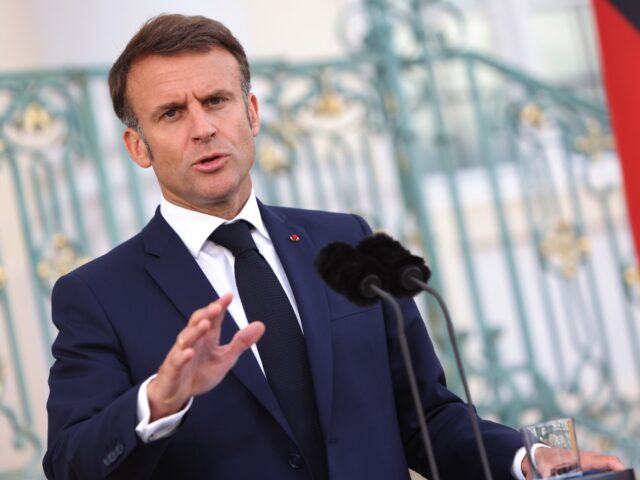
[357,233,431,297]
[357,233,495,480]
[315,242,442,480]
[313,242,386,305]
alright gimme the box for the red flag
[593,0,640,261]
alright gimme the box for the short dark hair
[108,14,251,128]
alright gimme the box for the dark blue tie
[210,221,328,480]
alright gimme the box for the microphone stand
[369,284,441,480]
[411,278,494,480]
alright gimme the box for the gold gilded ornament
[623,266,640,286]
[38,234,90,283]
[575,119,614,159]
[520,103,545,128]
[315,91,345,116]
[539,219,590,278]
[18,102,53,134]
[258,140,290,174]
[271,117,303,147]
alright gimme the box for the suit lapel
[141,209,294,440]
[259,203,334,436]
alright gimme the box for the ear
[123,127,152,168]
[247,93,260,137]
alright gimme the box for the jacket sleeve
[43,272,170,480]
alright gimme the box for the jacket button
[288,453,303,469]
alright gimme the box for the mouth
[196,153,226,164]
[193,153,229,172]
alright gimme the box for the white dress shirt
[134,192,527,479]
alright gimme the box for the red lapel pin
[289,234,300,242]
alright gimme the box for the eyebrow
[150,88,237,120]
[196,88,236,103]
[151,100,185,120]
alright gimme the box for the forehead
[126,48,242,107]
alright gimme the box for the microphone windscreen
[314,242,386,306]
[357,233,431,297]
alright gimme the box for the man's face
[123,47,260,218]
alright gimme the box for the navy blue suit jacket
[44,203,522,479]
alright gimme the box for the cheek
[150,127,188,152]
[237,125,257,157]
[151,138,189,168]
[239,142,256,171]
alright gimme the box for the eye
[207,96,224,106]
[163,108,178,119]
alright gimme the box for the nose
[190,104,216,142]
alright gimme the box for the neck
[162,188,252,220]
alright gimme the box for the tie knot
[209,220,257,257]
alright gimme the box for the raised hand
[147,292,265,420]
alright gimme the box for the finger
[581,452,625,471]
[204,293,233,331]
[178,293,233,349]
[207,292,233,318]
[226,321,265,358]
[187,292,233,327]
[168,345,195,370]
[176,319,212,351]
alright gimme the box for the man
[44,14,624,480]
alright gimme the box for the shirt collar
[159,190,269,258]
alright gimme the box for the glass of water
[521,417,582,479]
